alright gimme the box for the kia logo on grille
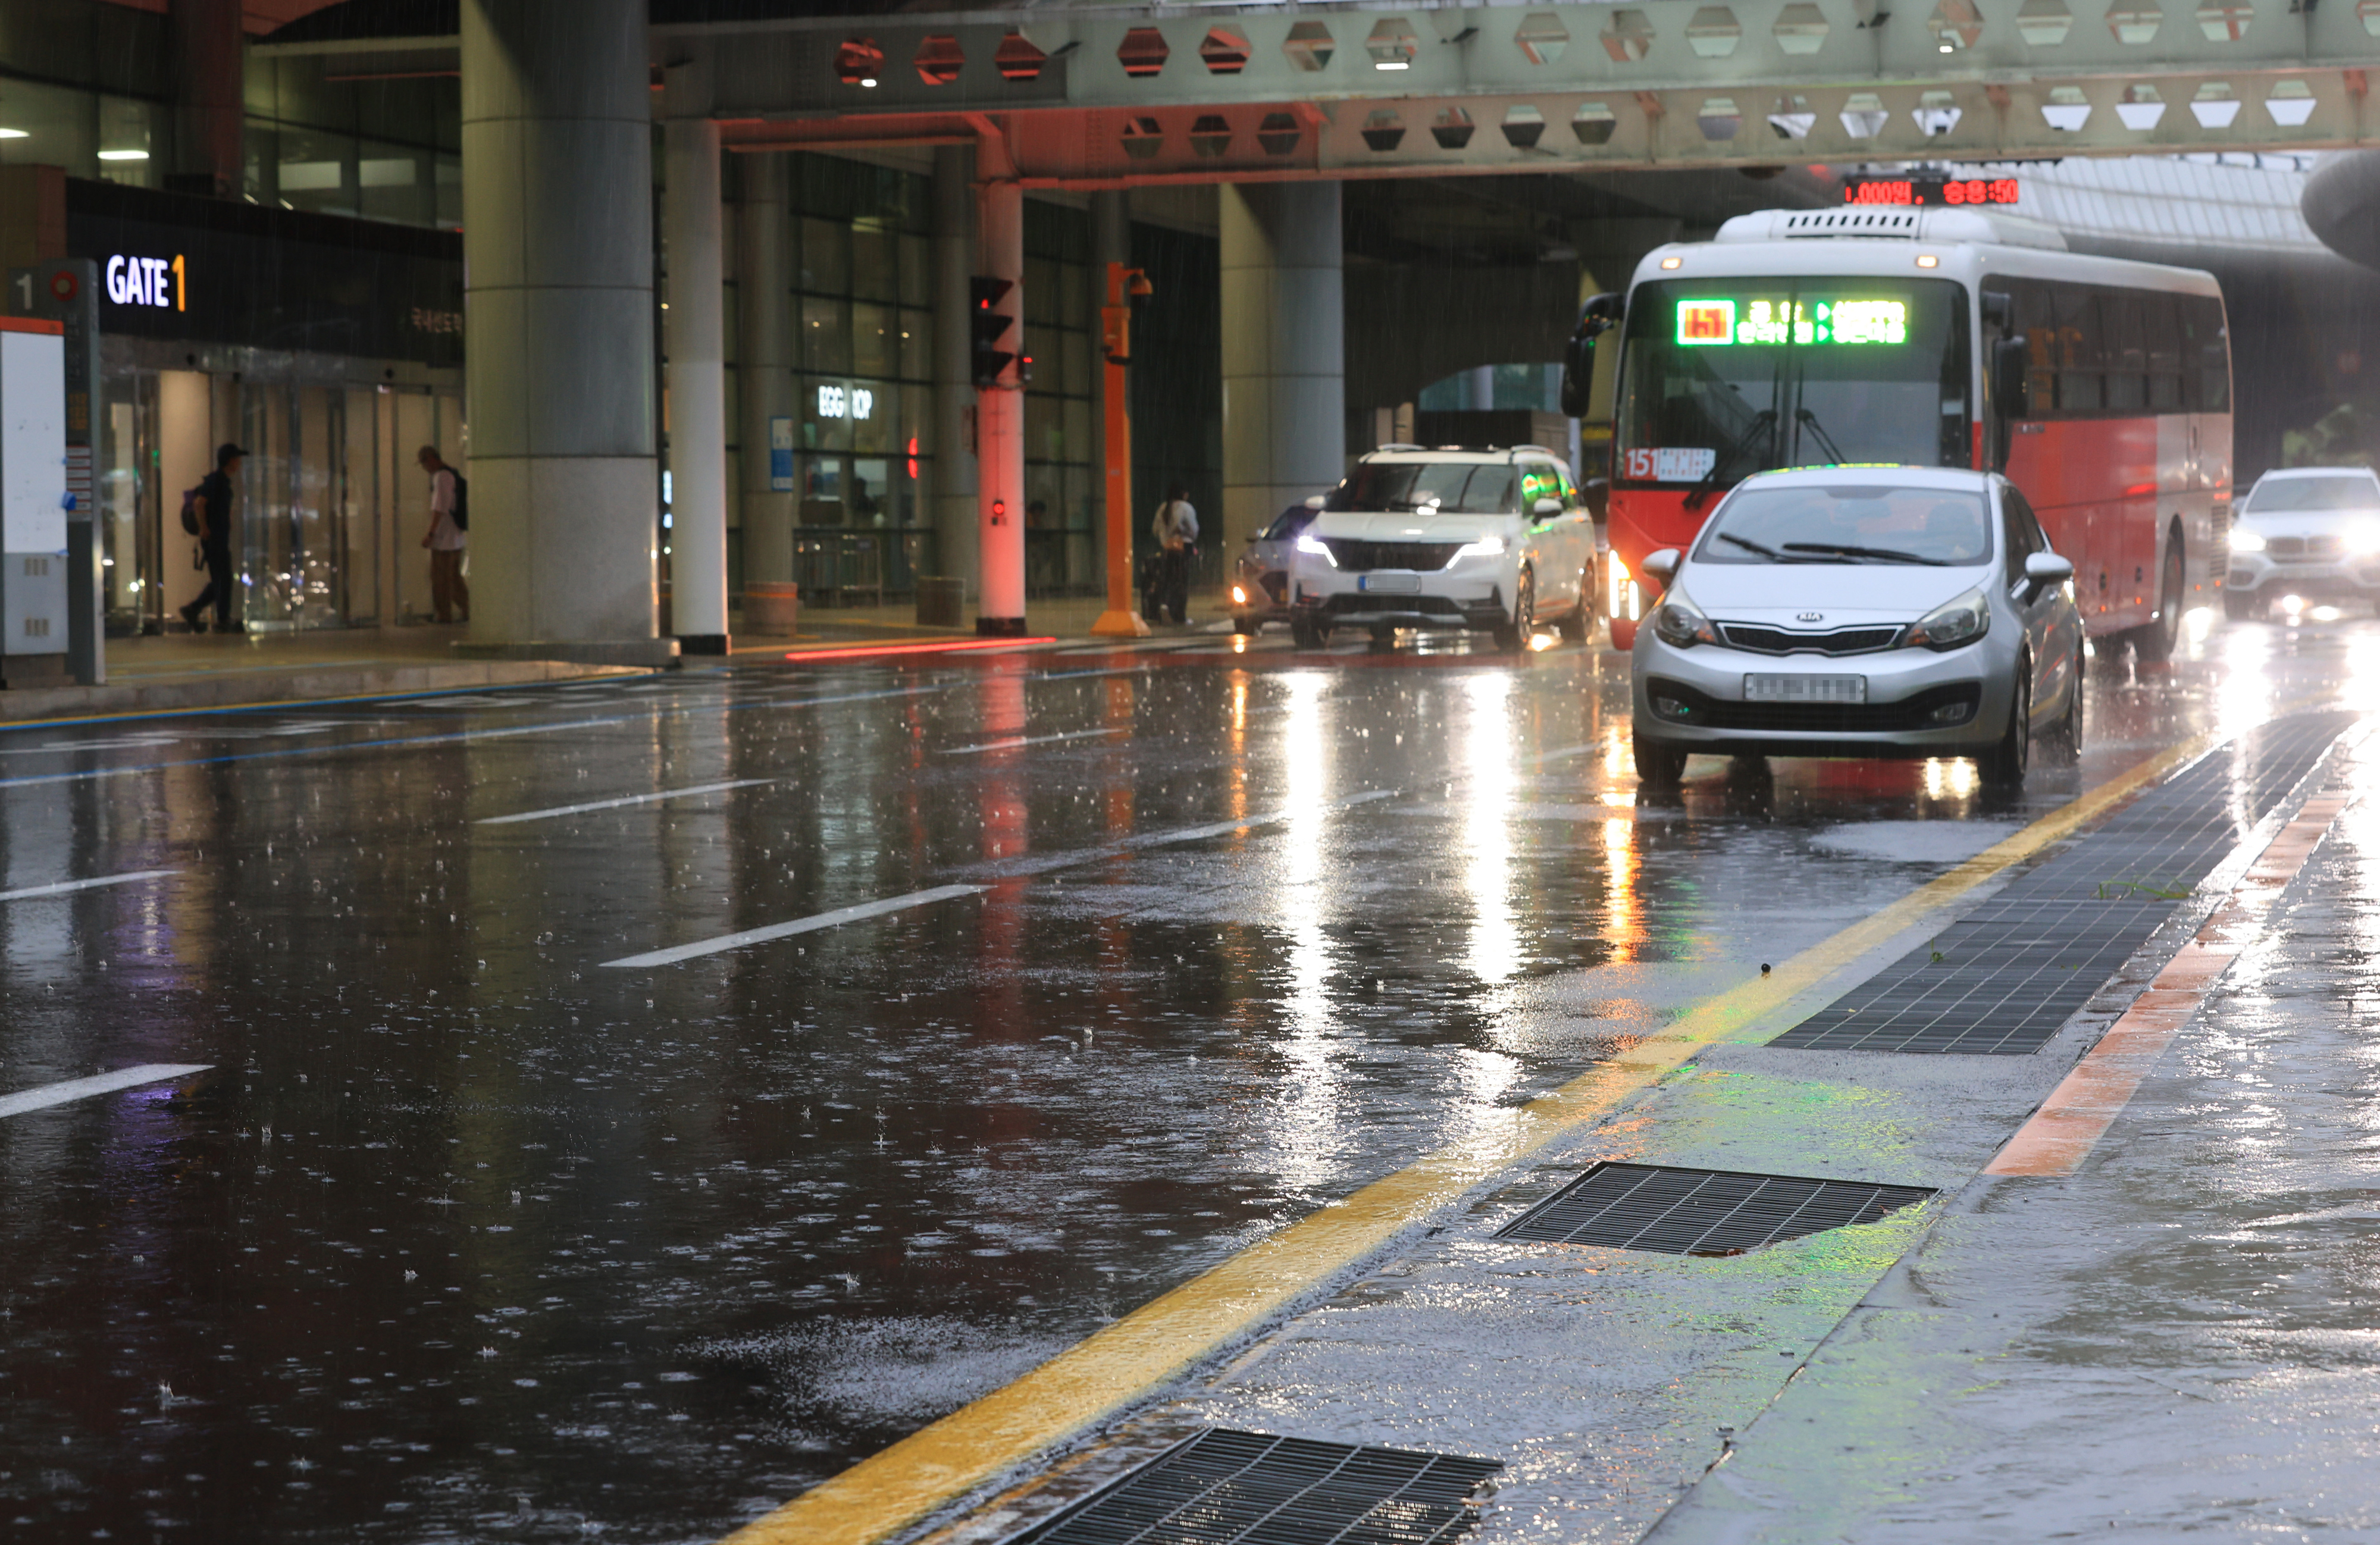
[1796,611,1825,622]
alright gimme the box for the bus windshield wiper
[1780,541,1952,566]
[1794,408,1848,465]
[1683,409,1777,512]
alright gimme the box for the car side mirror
[1533,497,1564,519]
[2022,551,2072,600]
[1304,495,1326,509]
[1641,548,1682,585]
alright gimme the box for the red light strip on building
[782,637,1057,663]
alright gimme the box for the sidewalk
[0,590,1224,726]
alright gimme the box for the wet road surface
[3,617,2375,1542]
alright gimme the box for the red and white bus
[1564,205,2232,657]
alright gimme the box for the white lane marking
[0,1064,213,1120]
[600,884,988,969]
[986,789,1396,879]
[940,728,1126,756]
[0,869,178,902]
[0,717,616,791]
[476,779,775,826]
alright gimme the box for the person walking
[1150,485,1199,626]
[418,445,469,624]
[179,442,245,634]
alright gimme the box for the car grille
[1322,593,1466,617]
[1645,678,1982,733]
[2266,534,2343,560]
[1718,623,1903,656]
[1321,539,1464,572]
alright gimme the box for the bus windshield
[1615,278,1970,488]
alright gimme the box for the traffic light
[970,276,1016,387]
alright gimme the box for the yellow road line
[724,730,2224,1545]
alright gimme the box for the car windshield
[1326,462,1517,515]
[2246,475,2380,513]
[1262,508,1317,541]
[1694,484,1994,566]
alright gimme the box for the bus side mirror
[1560,292,1624,418]
[1990,334,2030,471]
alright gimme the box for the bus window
[2055,286,2103,413]
[2144,294,2184,412]
[2183,296,2230,412]
[2016,281,2057,415]
[2106,293,2147,412]
[1612,278,1969,483]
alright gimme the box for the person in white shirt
[1148,487,1199,625]
[418,445,469,624]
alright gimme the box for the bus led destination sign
[1844,176,2021,206]
[1676,297,1909,347]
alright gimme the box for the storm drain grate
[1495,1162,1934,1255]
[1003,1428,1502,1545]
[1774,712,2352,1054]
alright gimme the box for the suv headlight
[1455,534,1506,559]
[1902,585,1991,651]
[1649,586,1718,648]
[2228,527,2266,554]
[1295,533,1336,566]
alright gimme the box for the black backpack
[179,485,202,535]
[450,473,469,532]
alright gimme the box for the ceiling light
[0,129,26,140]
[98,149,149,161]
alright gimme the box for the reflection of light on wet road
[1920,757,1977,802]
[1461,673,1521,987]
[1603,815,1643,961]
[1273,672,1344,1189]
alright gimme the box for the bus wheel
[2131,534,2185,661]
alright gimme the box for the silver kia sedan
[1630,466,2084,789]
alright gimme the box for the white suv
[1285,447,1599,650]
[2225,466,2380,619]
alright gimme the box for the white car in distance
[1285,446,1598,651]
[2225,465,2380,620]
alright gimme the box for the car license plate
[1359,574,1421,593]
[1743,673,1867,704]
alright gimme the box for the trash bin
[744,581,800,635]
[916,576,966,629]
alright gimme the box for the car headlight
[1455,534,1507,559]
[2344,524,2380,557]
[1902,585,1991,651]
[1649,586,1718,648]
[1295,533,1336,566]
[2228,527,2266,554]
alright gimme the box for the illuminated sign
[817,383,875,421]
[1676,297,1908,346]
[1843,176,2020,206]
[104,253,184,311]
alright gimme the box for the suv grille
[1720,622,1903,656]
[1322,539,1464,572]
[2266,534,2342,561]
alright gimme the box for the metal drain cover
[1496,1162,1934,1256]
[1003,1428,1502,1545]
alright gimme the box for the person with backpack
[1148,485,1199,626]
[178,442,245,634]
[418,444,469,624]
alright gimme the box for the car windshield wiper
[1780,541,1953,566]
[1683,409,1777,512]
[1714,531,1787,561]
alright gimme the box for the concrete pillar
[1220,182,1345,557]
[931,146,978,597]
[662,101,729,652]
[460,0,660,658]
[1089,191,1130,590]
[170,0,243,197]
[737,152,794,584]
[976,174,1026,634]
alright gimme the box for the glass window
[800,296,848,375]
[798,216,848,295]
[2144,294,2183,412]
[1615,278,1971,482]
[799,375,852,453]
[2244,475,2380,512]
[851,302,894,378]
[1695,482,1993,566]
[851,221,897,303]
[2055,286,2102,413]
[898,309,934,383]
[852,381,894,455]
[1025,256,1062,325]
[358,140,426,225]
[899,234,931,308]
[2002,487,2045,583]
[2105,293,2146,411]
[2185,295,2230,412]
